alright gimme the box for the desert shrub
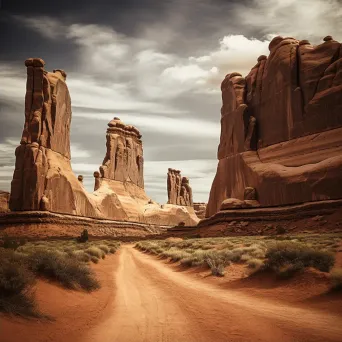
[275,262,305,279]
[205,250,231,276]
[2,235,25,250]
[109,247,117,254]
[330,268,342,291]
[28,250,100,291]
[85,247,104,259]
[276,226,287,235]
[265,241,335,275]
[77,229,89,243]
[230,248,244,262]
[163,249,190,262]
[247,258,263,269]
[206,257,228,277]
[0,249,39,316]
[91,256,99,264]
[98,245,110,254]
[72,250,91,263]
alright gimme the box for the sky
[0,0,341,203]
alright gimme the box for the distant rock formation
[206,36,342,218]
[0,191,9,212]
[100,117,144,187]
[167,168,193,206]
[9,58,199,227]
[193,202,206,219]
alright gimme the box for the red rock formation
[0,191,10,212]
[100,117,144,187]
[167,168,193,206]
[206,36,342,218]
[9,58,199,227]
[193,202,206,219]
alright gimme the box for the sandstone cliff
[0,191,9,212]
[9,58,198,226]
[206,36,342,218]
[167,168,193,207]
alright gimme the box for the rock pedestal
[167,168,193,206]
[9,58,199,227]
[100,117,144,187]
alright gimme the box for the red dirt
[0,254,119,342]
[1,245,342,342]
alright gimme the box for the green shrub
[109,247,117,254]
[276,226,287,235]
[91,256,99,264]
[330,268,342,291]
[2,235,24,250]
[247,258,263,269]
[0,249,39,316]
[72,250,91,263]
[77,229,89,243]
[28,250,100,291]
[98,245,110,254]
[265,241,335,276]
[206,257,227,277]
[85,247,104,259]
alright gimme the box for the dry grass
[0,237,121,317]
[135,234,340,279]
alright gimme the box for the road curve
[80,245,342,342]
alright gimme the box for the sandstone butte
[205,35,342,219]
[7,58,199,227]
[2,34,342,235]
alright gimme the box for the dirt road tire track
[80,245,342,342]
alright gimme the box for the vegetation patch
[0,249,39,317]
[135,234,340,280]
[0,236,121,317]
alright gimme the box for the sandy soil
[0,254,119,342]
[2,245,342,342]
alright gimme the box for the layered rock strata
[193,202,207,219]
[0,191,9,212]
[206,36,342,218]
[167,168,193,206]
[9,58,198,227]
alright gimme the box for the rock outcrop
[0,191,9,212]
[9,58,199,227]
[100,117,144,187]
[206,36,342,218]
[193,202,207,219]
[167,168,193,206]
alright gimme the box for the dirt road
[79,245,342,342]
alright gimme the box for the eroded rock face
[100,118,144,188]
[0,191,10,212]
[193,202,207,219]
[206,36,342,218]
[167,169,193,206]
[10,59,73,211]
[9,58,199,227]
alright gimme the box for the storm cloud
[1,0,341,203]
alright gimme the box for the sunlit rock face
[193,202,207,219]
[0,191,9,212]
[206,36,342,218]
[167,168,193,207]
[100,117,144,188]
[9,58,199,227]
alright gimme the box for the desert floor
[1,244,342,342]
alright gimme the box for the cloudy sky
[1,0,341,203]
